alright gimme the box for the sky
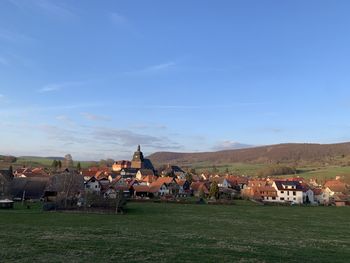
[1,0,350,160]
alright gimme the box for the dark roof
[0,169,13,181]
[143,159,155,170]
[138,169,155,176]
[274,180,303,191]
[121,168,139,174]
[10,177,49,200]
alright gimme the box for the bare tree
[48,172,84,208]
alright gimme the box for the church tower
[131,145,144,169]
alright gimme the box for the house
[120,168,139,178]
[81,169,98,181]
[148,177,179,197]
[13,168,49,178]
[84,177,101,193]
[256,186,278,202]
[241,179,268,199]
[133,185,150,198]
[333,194,349,206]
[136,169,155,181]
[271,180,304,204]
[139,175,158,186]
[313,187,332,205]
[175,179,191,196]
[160,164,186,178]
[226,176,248,190]
[11,177,49,201]
[210,177,231,188]
[112,160,131,172]
[190,181,209,197]
[324,179,349,195]
[301,184,315,204]
[99,178,111,194]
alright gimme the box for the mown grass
[0,202,349,263]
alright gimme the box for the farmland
[0,202,349,263]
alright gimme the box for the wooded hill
[148,142,350,166]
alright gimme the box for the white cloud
[55,115,76,126]
[124,61,176,76]
[38,81,83,93]
[212,140,253,151]
[81,112,111,122]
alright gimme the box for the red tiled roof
[324,180,348,193]
[155,177,175,185]
[175,179,187,186]
[133,185,150,192]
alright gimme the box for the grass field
[0,202,349,263]
[190,162,265,176]
[0,157,96,170]
[297,166,350,183]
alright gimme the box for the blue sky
[1,0,350,160]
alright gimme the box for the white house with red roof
[84,176,101,193]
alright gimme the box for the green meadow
[0,201,349,263]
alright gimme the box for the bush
[256,165,297,177]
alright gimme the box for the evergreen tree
[8,165,13,177]
[77,162,81,171]
[51,160,58,169]
[58,160,62,169]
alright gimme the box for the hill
[148,142,350,167]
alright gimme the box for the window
[281,191,284,194]
[280,197,284,200]
[293,191,296,196]
[272,197,276,200]
[293,198,296,200]
[287,191,290,196]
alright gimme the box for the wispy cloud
[212,140,253,151]
[55,115,76,126]
[110,12,129,27]
[121,102,265,110]
[7,0,77,20]
[92,127,182,150]
[81,112,111,122]
[124,61,176,76]
[38,81,83,93]
[0,29,36,44]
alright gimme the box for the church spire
[137,145,141,152]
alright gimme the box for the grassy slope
[0,202,349,263]
[0,157,95,170]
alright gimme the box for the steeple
[131,145,144,168]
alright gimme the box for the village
[0,145,349,210]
